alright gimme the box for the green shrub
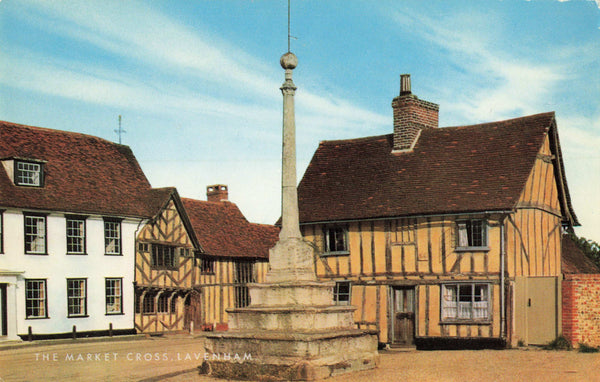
[544,335,572,350]
[578,343,599,353]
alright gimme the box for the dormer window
[15,160,43,187]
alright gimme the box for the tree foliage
[568,233,600,269]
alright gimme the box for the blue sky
[1,0,599,242]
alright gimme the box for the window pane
[67,219,85,254]
[67,279,87,317]
[25,279,47,318]
[25,216,46,254]
[106,278,122,314]
[104,221,121,254]
[17,162,41,186]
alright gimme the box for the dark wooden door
[1,284,7,336]
[392,287,415,346]
[184,291,201,330]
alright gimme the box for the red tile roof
[0,120,157,218]
[562,235,600,274]
[298,112,577,224]
[182,198,279,259]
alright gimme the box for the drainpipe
[500,215,507,340]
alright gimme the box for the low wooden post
[72,325,77,340]
[28,326,33,342]
[189,321,194,335]
[109,323,113,337]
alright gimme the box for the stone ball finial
[280,52,298,70]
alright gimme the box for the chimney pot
[207,184,229,202]
[400,74,411,96]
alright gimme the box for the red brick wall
[562,274,600,347]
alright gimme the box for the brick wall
[391,95,439,151]
[562,274,600,347]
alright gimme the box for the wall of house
[135,199,195,333]
[302,215,506,344]
[2,209,140,337]
[507,135,562,278]
[562,274,600,347]
[195,259,269,329]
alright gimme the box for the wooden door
[184,291,202,330]
[0,284,6,336]
[392,287,415,346]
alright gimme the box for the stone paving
[2,335,600,381]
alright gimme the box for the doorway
[1,284,7,336]
[391,286,415,347]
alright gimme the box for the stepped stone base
[202,329,379,381]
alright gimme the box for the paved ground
[2,335,600,381]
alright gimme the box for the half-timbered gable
[296,77,579,348]
[182,186,279,330]
[134,188,200,333]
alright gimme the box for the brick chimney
[207,184,228,202]
[391,74,439,152]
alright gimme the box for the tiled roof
[0,120,157,218]
[298,112,573,223]
[182,198,279,259]
[562,235,600,274]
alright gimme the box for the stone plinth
[204,329,378,381]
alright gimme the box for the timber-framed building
[134,185,279,334]
[297,75,579,348]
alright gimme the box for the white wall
[1,209,144,336]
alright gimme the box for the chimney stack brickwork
[392,75,439,151]
[206,184,228,202]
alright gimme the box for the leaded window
[151,244,177,269]
[456,220,488,249]
[324,226,349,254]
[334,281,351,305]
[442,283,490,321]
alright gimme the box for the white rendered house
[0,121,159,340]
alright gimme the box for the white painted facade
[0,209,144,339]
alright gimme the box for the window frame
[333,281,351,305]
[24,213,48,255]
[67,278,88,318]
[151,244,178,270]
[200,258,215,274]
[103,218,122,256]
[441,283,491,324]
[25,279,48,319]
[66,215,87,255]
[105,278,123,315]
[455,219,489,251]
[142,292,156,314]
[323,225,350,256]
[157,293,169,313]
[14,160,44,187]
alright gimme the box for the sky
[1,0,599,242]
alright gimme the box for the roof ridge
[0,120,123,147]
[441,111,555,130]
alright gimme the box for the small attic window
[15,160,44,187]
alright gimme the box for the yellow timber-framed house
[297,75,579,349]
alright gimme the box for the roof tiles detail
[182,198,279,259]
[298,113,555,223]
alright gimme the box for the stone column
[264,52,316,284]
